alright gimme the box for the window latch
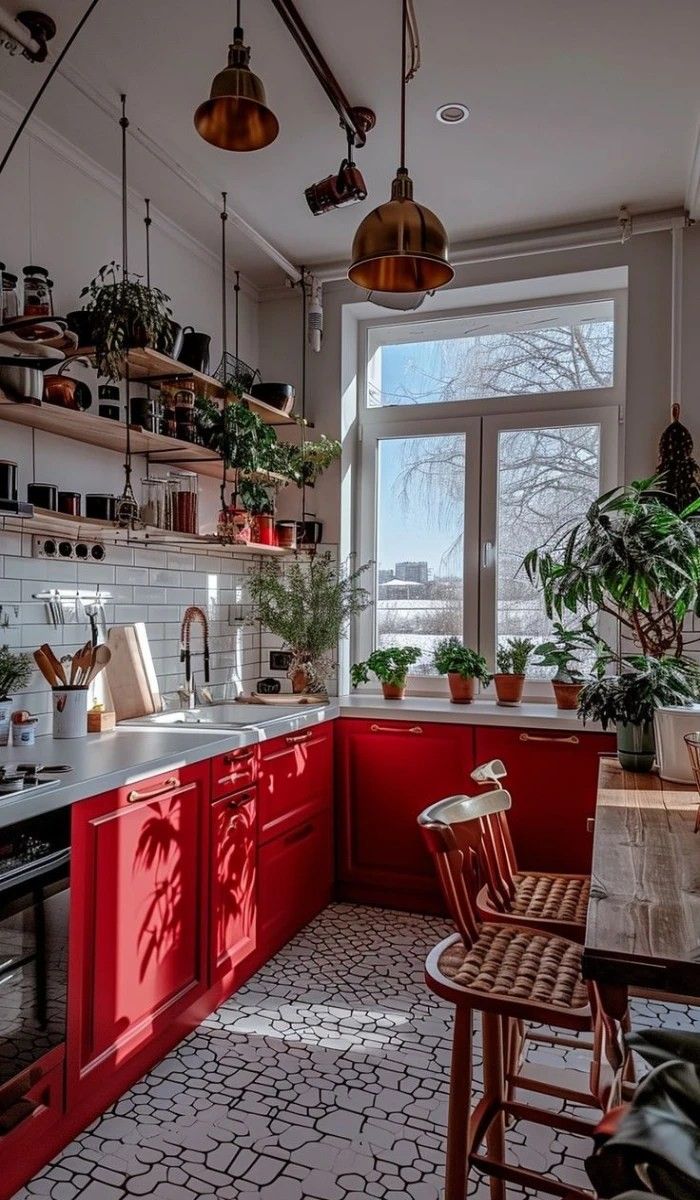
[481,540,494,569]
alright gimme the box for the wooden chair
[466,758,591,942]
[418,789,627,1200]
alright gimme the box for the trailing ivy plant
[351,646,422,689]
[522,477,700,659]
[0,646,33,699]
[433,637,491,683]
[79,262,172,381]
[248,553,371,694]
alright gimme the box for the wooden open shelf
[0,392,289,487]
[9,507,291,557]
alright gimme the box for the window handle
[482,540,494,569]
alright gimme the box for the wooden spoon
[72,643,94,688]
[40,643,66,686]
[33,648,59,687]
[84,644,111,685]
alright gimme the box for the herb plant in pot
[239,481,274,545]
[79,262,173,381]
[433,637,491,704]
[578,654,700,772]
[350,646,422,700]
[493,637,536,706]
[0,647,32,745]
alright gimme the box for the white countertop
[337,694,597,732]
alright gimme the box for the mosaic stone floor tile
[15,903,700,1199]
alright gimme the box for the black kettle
[178,327,211,375]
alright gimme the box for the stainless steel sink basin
[122,702,323,731]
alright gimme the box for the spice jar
[1,271,20,322]
[22,265,51,317]
[275,521,297,550]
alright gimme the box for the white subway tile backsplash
[0,579,21,602]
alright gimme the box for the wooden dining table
[583,756,700,1000]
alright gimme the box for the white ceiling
[2,0,700,287]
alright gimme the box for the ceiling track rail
[269,0,375,148]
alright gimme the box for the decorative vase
[448,673,475,704]
[617,720,655,773]
[382,682,406,700]
[494,673,525,706]
[552,680,583,710]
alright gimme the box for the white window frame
[353,289,626,697]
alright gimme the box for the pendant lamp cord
[235,0,242,34]
[399,0,407,170]
[300,266,307,522]
[144,198,151,289]
[120,93,133,504]
[220,192,228,516]
[0,0,103,179]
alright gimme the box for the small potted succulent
[0,646,32,745]
[239,480,274,545]
[350,646,422,700]
[433,637,491,704]
[533,622,595,710]
[493,637,536,706]
[79,262,173,381]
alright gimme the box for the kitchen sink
[122,702,323,731]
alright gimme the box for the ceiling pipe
[269,0,375,148]
[310,206,690,284]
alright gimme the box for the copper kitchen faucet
[180,606,210,707]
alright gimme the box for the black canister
[99,404,120,421]
[0,461,18,502]
[85,494,116,521]
[129,396,154,429]
[27,483,58,510]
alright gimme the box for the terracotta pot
[448,673,475,704]
[552,680,583,710]
[382,681,406,700]
[252,514,275,545]
[291,668,308,694]
[494,673,525,706]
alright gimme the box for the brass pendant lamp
[195,0,279,152]
[348,0,453,293]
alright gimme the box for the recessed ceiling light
[436,102,469,125]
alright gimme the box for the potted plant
[350,646,422,700]
[274,434,342,488]
[248,553,371,695]
[433,637,491,704]
[0,646,32,744]
[493,637,536,706]
[578,654,699,771]
[239,480,274,545]
[532,622,596,709]
[196,396,279,471]
[79,262,173,381]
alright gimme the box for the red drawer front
[0,1051,64,1154]
[210,786,257,983]
[258,726,332,843]
[211,745,257,799]
[258,810,332,958]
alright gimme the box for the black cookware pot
[177,327,211,374]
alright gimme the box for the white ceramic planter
[0,699,12,747]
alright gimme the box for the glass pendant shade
[195,31,279,152]
[349,168,453,292]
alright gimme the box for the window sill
[338,693,605,733]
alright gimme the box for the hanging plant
[79,262,173,381]
[272,434,342,487]
[195,396,279,473]
[657,403,700,513]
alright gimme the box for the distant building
[378,569,395,585]
[395,561,429,584]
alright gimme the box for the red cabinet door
[68,764,207,1098]
[336,718,474,913]
[474,726,615,873]
[210,786,257,985]
[258,725,333,843]
[257,809,332,962]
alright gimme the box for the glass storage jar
[22,266,51,317]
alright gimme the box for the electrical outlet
[270,650,292,671]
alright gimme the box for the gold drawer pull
[519,733,579,745]
[286,731,314,745]
[127,777,179,803]
[223,749,255,765]
[370,723,423,735]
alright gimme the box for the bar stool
[418,790,626,1200]
[468,759,590,942]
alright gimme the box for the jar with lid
[22,266,51,317]
[141,478,167,529]
[1,271,20,322]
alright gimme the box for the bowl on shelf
[250,382,295,414]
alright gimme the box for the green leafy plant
[495,637,536,675]
[249,553,371,694]
[351,646,422,689]
[433,637,491,683]
[533,619,600,683]
[522,477,700,659]
[578,654,700,730]
[274,435,342,487]
[195,396,279,476]
[238,480,272,515]
[80,261,172,381]
[0,646,32,699]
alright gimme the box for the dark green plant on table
[0,646,32,700]
[351,646,422,699]
[79,262,173,381]
[248,553,371,695]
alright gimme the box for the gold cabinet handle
[518,733,579,745]
[127,776,179,803]
[370,723,423,734]
[286,731,314,745]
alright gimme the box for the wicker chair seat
[438,924,590,1011]
[510,871,590,925]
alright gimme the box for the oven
[0,809,70,1124]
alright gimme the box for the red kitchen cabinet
[335,718,475,913]
[67,763,208,1101]
[211,745,257,799]
[258,725,333,842]
[258,809,333,960]
[474,726,615,874]
[209,785,257,986]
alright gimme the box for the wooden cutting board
[106,624,161,721]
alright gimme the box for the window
[356,294,624,693]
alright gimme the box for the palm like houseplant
[433,637,491,704]
[493,637,536,706]
[249,553,371,695]
[351,645,422,700]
